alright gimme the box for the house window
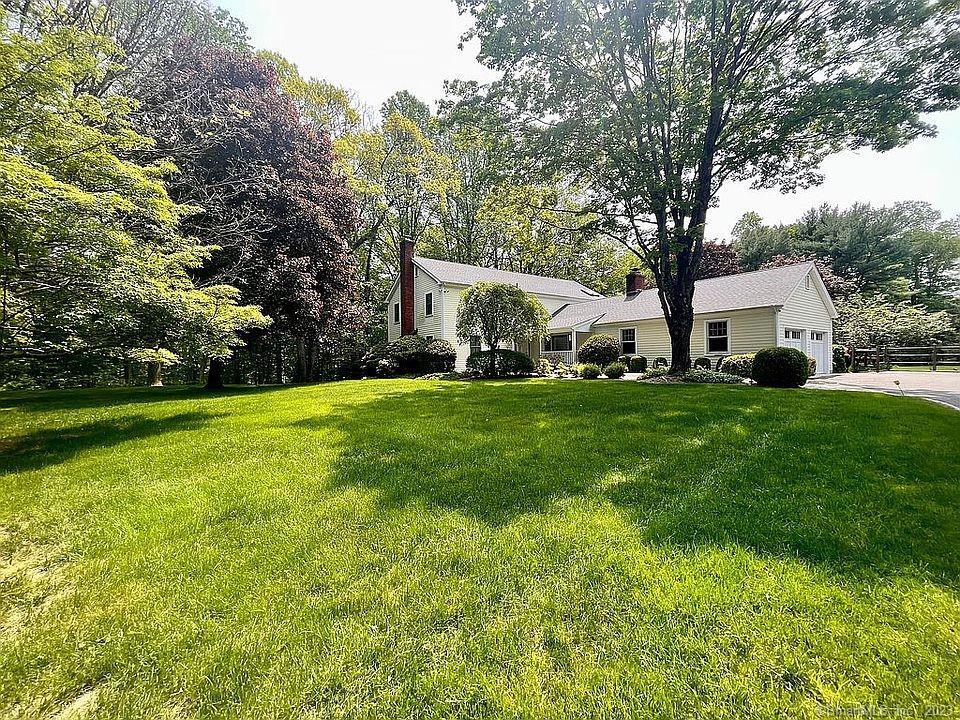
[785,329,802,340]
[811,331,824,342]
[424,292,433,317]
[543,333,572,352]
[469,336,481,356]
[620,328,636,355]
[393,302,400,323]
[706,320,729,353]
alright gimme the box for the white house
[385,239,838,374]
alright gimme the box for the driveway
[807,371,960,410]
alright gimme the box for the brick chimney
[399,239,415,335]
[626,268,647,296]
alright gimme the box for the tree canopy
[457,0,960,371]
[0,11,266,386]
[456,282,549,374]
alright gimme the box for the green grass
[1,380,959,719]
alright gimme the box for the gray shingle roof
[548,261,816,329]
[414,256,602,300]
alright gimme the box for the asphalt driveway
[807,371,960,410]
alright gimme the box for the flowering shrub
[684,369,744,384]
[718,353,754,378]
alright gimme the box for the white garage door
[782,328,803,351]
[809,331,828,375]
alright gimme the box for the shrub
[385,334,429,373]
[683,369,744,384]
[603,362,626,379]
[653,356,668,369]
[807,355,817,377]
[423,339,457,373]
[466,349,535,377]
[535,358,553,376]
[751,346,809,387]
[579,363,601,379]
[578,334,621,366]
[719,353,754,378]
[628,355,647,373]
[374,357,398,377]
[555,361,576,378]
[694,357,712,370]
[833,344,851,373]
[637,367,669,380]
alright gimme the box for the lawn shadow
[0,411,222,475]
[299,380,960,585]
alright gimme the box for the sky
[218,0,960,238]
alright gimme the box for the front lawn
[1,381,958,718]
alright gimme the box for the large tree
[457,0,960,372]
[134,42,358,386]
[0,12,265,386]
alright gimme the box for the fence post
[874,347,881,372]
[932,345,939,372]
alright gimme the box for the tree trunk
[667,309,694,374]
[148,361,163,387]
[205,357,225,391]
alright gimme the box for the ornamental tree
[457,0,960,372]
[456,282,549,375]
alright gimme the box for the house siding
[779,274,833,334]
[592,307,777,364]
[776,270,835,373]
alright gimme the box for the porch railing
[541,350,576,365]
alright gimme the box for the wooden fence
[851,345,960,371]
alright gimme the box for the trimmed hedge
[751,347,809,388]
[363,335,457,376]
[466,349,534,377]
[579,363,601,379]
[424,339,457,373]
[719,353,754,378]
[603,362,626,379]
[628,356,647,373]
[653,357,668,369]
[578,334,621,367]
[694,357,712,370]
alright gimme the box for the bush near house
[628,356,647,373]
[578,334,621,367]
[579,363,602,379]
[752,347,810,388]
[466,349,534,377]
[653,357,668,369]
[807,356,817,377]
[719,353,755,378]
[694,357,712,370]
[603,362,626,379]
[684,369,745,384]
[363,336,457,377]
[423,340,457,373]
